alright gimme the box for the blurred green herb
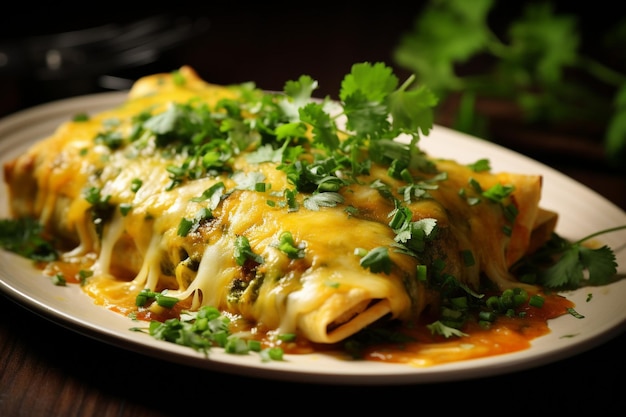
[393,0,626,168]
[0,218,58,261]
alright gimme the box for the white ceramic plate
[1,92,625,385]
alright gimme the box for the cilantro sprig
[512,225,626,290]
[393,0,626,167]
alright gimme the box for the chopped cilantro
[427,320,469,338]
[276,231,304,259]
[130,305,285,361]
[359,246,394,274]
[234,235,264,266]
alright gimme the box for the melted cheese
[3,66,551,345]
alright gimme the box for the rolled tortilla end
[298,297,392,344]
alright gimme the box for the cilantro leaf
[342,89,391,139]
[536,227,623,289]
[540,245,584,288]
[388,84,439,137]
[284,75,317,107]
[280,74,319,122]
[507,3,579,85]
[392,0,626,166]
[579,246,619,286]
[298,102,340,150]
[274,122,308,141]
[427,320,469,338]
[339,62,398,103]
[245,143,285,164]
[0,218,58,261]
[359,246,394,274]
[303,192,344,211]
[393,0,493,93]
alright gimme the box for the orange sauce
[37,257,574,366]
[358,293,573,366]
[39,256,96,284]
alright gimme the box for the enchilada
[2,64,561,350]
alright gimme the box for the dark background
[0,4,426,114]
[1,2,624,113]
